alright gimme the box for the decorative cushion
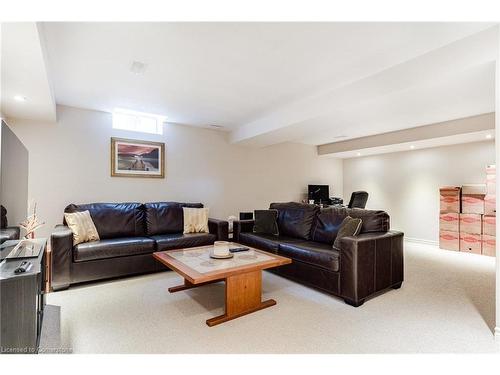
[64,210,100,246]
[253,209,279,236]
[183,207,209,234]
[333,216,362,249]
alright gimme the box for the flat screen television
[1,120,29,229]
[308,184,329,204]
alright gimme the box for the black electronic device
[330,197,344,205]
[308,184,330,204]
[239,212,253,220]
[14,260,32,274]
[229,247,249,253]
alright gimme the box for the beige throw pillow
[64,210,100,246]
[183,207,209,234]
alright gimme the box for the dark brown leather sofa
[51,202,228,291]
[0,205,21,244]
[234,202,404,307]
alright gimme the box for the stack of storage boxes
[460,184,486,254]
[482,165,496,256]
[439,165,496,257]
[439,187,461,251]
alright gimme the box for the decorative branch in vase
[19,202,45,239]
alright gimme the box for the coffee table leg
[206,270,276,327]
[169,278,220,293]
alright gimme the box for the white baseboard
[404,237,439,246]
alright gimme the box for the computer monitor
[308,185,330,204]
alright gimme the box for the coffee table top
[153,243,291,284]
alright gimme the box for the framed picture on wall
[111,137,165,178]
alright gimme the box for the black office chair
[347,191,369,209]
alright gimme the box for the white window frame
[112,108,165,135]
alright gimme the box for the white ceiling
[2,22,498,148]
[1,23,56,122]
[320,130,495,159]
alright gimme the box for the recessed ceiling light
[14,95,27,102]
[410,145,415,149]
[130,61,147,75]
[486,134,492,139]
[356,152,361,157]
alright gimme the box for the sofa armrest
[232,220,254,242]
[208,218,229,241]
[50,225,74,291]
[2,226,21,241]
[339,230,404,306]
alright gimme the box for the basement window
[112,109,165,135]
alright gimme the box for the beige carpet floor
[48,242,499,353]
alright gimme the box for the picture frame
[111,137,165,178]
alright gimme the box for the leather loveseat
[51,202,228,291]
[0,205,21,244]
[233,202,404,307]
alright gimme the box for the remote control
[14,261,31,274]
[229,247,249,253]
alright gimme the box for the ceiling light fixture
[410,145,415,149]
[356,152,361,157]
[486,134,492,139]
[14,95,27,102]
[130,61,147,75]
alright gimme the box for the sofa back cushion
[346,208,390,233]
[311,207,348,244]
[64,203,146,239]
[269,202,319,240]
[144,202,204,235]
[311,207,390,244]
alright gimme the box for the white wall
[7,105,343,237]
[343,141,495,243]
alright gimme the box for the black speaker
[239,212,253,220]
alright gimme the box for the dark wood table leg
[206,270,276,327]
[168,278,220,293]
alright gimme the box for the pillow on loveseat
[253,209,279,236]
[183,207,209,234]
[64,210,100,246]
[333,216,362,249]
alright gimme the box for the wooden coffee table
[153,243,291,326]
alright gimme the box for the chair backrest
[348,191,369,209]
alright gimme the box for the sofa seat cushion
[238,232,303,254]
[278,241,340,272]
[73,237,156,262]
[151,232,216,251]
